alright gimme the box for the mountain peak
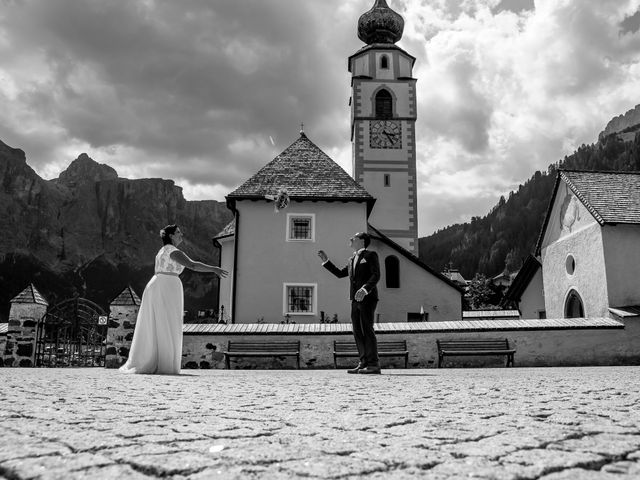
[56,153,118,188]
[0,139,27,163]
[599,104,640,141]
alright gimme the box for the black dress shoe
[347,365,365,374]
[358,366,381,374]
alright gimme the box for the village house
[213,134,462,324]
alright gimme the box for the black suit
[324,249,381,367]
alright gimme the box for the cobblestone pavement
[1,367,640,479]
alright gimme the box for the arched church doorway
[564,289,584,318]
[35,298,109,367]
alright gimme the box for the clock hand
[383,131,397,144]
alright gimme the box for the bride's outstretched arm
[170,250,228,278]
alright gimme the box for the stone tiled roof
[536,170,640,254]
[561,170,640,224]
[463,310,520,319]
[443,270,467,284]
[182,317,622,335]
[227,133,375,213]
[110,285,141,306]
[214,219,236,239]
[609,305,640,318]
[11,284,48,306]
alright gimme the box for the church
[505,170,640,321]
[214,0,463,324]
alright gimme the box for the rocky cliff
[0,140,234,321]
[599,104,640,142]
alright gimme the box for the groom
[318,232,381,374]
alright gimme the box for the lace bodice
[154,245,185,275]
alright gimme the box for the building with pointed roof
[215,132,462,324]
[535,170,640,319]
[213,1,462,324]
[227,133,375,212]
[11,284,48,306]
[110,285,141,306]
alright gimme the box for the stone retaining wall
[181,317,640,369]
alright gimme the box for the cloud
[0,0,362,180]
[1,0,640,237]
[407,0,640,231]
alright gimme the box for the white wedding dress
[119,245,185,374]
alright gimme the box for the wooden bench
[223,341,300,369]
[333,340,409,368]
[436,338,515,368]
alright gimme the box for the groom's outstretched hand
[214,267,229,278]
[317,250,328,263]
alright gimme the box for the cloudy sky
[1,0,640,236]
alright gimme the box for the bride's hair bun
[160,224,178,245]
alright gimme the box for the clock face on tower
[369,120,402,149]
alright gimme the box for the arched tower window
[385,255,400,288]
[380,55,389,69]
[564,289,584,318]
[375,89,393,119]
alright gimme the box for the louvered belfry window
[375,89,393,118]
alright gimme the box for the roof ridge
[11,283,48,305]
[559,171,605,225]
[367,223,464,292]
[227,133,375,214]
[560,168,640,175]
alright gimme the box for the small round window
[565,255,575,275]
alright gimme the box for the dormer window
[380,55,389,69]
[375,89,393,118]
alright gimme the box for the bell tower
[349,0,418,254]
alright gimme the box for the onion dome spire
[357,0,404,45]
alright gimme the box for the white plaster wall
[217,235,235,319]
[233,200,367,324]
[519,268,545,319]
[364,171,410,230]
[542,224,608,318]
[350,55,369,77]
[541,183,608,318]
[398,55,413,78]
[540,183,596,250]
[602,224,640,307]
[373,239,462,322]
[350,50,413,79]
[374,52,395,80]
[358,83,412,117]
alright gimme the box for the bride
[120,224,228,374]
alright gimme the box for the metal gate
[35,298,109,367]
